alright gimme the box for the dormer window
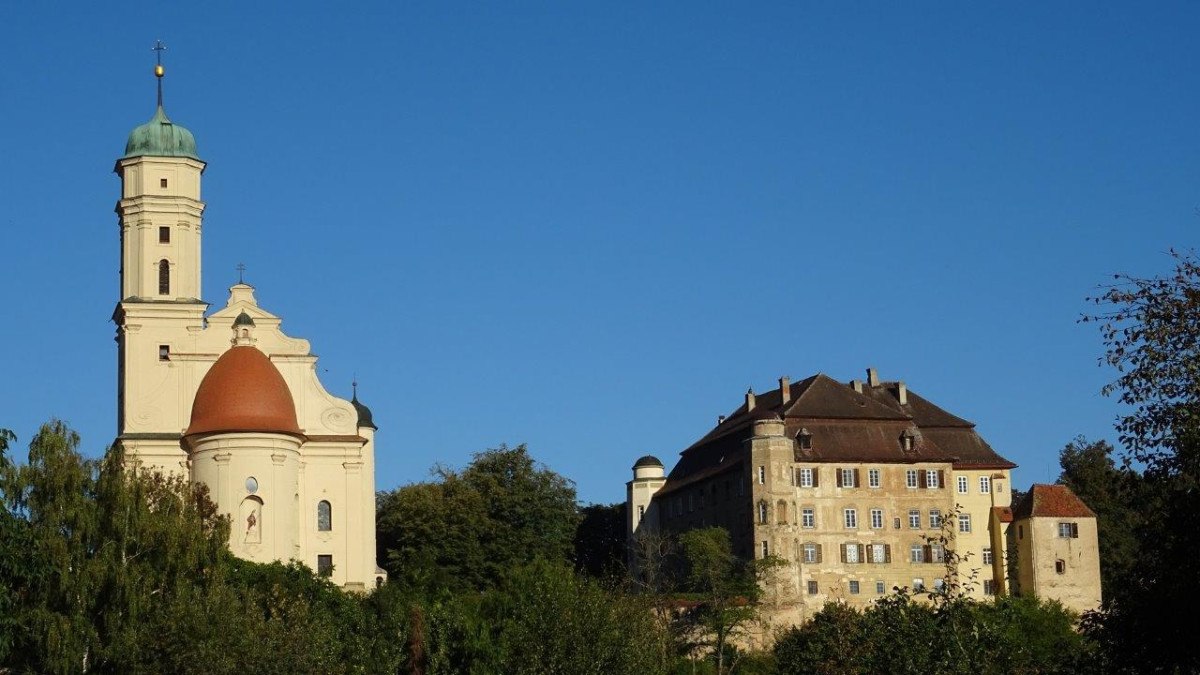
[900,429,917,453]
[796,428,813,450]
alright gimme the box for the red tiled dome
[185,346,303,438]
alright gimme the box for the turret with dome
[111,47,386,590]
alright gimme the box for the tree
[674,527,779,675]
[377,444,580,592]
[573,502,627,580]
[1055,436,1142,592]
[1082,250,1200,672]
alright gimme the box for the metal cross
[236,263,246,284]
[152,40,167,65]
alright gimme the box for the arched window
[158,259,170,295]
[317,500,332,531]
[776,499,789,524]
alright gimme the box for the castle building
[1010,484,1102,615]
[112,61,384,590]
[627,368,1101,621]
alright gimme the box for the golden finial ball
[155,64,165,78]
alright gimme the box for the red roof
[1012,484,1096,520]
[992,506,1014,523]
[185,346,303,439]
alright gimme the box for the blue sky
[0,3,1196,504]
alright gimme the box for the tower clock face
[246,477,259,494]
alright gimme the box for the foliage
[376,443,580,592]
[1081,250,1200,672]
[573,502,627,580]
[1083,249,1200,474]
[774,592,1089,675]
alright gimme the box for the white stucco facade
[113,103,384,591]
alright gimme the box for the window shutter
[836,470,844,488]
[840,544,847,563]
[884,544,892,563]
[937,470,945,488]
[923,545,932,563]
[919,470,928,489]
[1072,523,1080,539]
[853,468,861,487]
[857,544,865,564]
[816,544,823,563]
[812,469,819,488]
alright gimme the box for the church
[112,59,385,590]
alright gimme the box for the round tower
[184,345,306,564]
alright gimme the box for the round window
[246,476,259,494]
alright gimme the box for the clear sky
[1,3,1196,504]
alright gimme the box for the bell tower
[114,43,208,474]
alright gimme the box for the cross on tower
[151,40,167,106]
[236,263,246,285]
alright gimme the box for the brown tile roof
[1012,484,1096,520]
[992,506,1014,523]
[652,372,1016,499]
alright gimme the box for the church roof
[351,393,377,430]
[124,105,200,160]
[185,346,302,439]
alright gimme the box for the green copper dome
[123,105,199,160]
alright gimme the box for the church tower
[114,48,207,475]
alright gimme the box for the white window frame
[801,508,815,528]
[929,509,941,529]
[983,579,996,596]
[906,469,919,489]
[799,467,813,488]
[959,513,972,533]
[908,509,921,529]
[925,469,939,489]
[979,476,991,494]
[957,475,968,494]
[844,508,857,530]
[841,468,856,487]
[758,466,765,485]
[868,468,881,488]
[844,543,860,564]
[982,547,993,565]
[871,543,887,563]
[803,543,818,563]
[910,544,924,563]
[913,578,925,592]
[757,502,768,524]
[870,508,884,530]
[876,581,886,594]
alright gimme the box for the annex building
[627,368,1101,620]
[112,62,384,590]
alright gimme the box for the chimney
[897,381,908,405]
[745,388,756,412]
[779,376,791,404]
[718,415,726,425]
[850,379,863,394]
[866,367,880,387]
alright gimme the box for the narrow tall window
[979,476,991,494]
[758,466,765,485]
[158,259,170,295]
[761,540,769,558]
[957,475,969,494]
[844,508,857,529]
[317,554,333,576]
[159,226,170,243]
[929,509,942,529]
[637,505,645,521]
[317,500,332,531]
[868,468,881,488]
[758,502,768,524]
[906,469,918,489]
